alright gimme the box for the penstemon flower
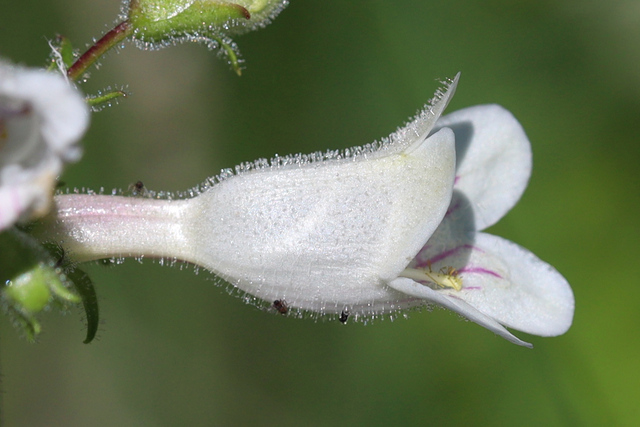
[0,60,89,231]
[34,75,574,346]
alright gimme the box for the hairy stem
[67,21,133,82]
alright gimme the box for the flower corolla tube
[37,74,574,346]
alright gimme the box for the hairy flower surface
[0,61,89,230]
[37,75,574,346]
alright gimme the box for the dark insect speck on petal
[128,180,147,197]
[273,299,288,315]
[339,309,349,324]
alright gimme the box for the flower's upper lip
[431,103,532,230]
[183,125,457,309]
[383,73,460,157]
[181,75,462,307]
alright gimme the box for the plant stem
[67,21,133,82]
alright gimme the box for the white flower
[387,105,574,347]
[0,60,89,231]
[38,74,574,346]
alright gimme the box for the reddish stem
[67,21,133,82]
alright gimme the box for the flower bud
[1,229,80,341]
[126,0,288,71]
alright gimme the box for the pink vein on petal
[414,245,467,268]
[414,244,487,269]
[430,244,484,264]
[459,266,503,279]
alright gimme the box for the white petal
[451,232,574,337]
[0,183,39,230]
[0,62,88,161]
[432,104,531,230]
[408,218,574,339]
[387,277,533,347]
[385,73,459,156]
[181,127,456,313]
[0,61,88,230]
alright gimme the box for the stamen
[399,264,463,291]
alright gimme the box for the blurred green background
[1,0,639,425]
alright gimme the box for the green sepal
[87,88,129,111]
[8,310,42,343]
[58,36,76,68]
[66,267,100,344]
[215,36,243,75]
[46,35,77,72]
[43,242,100,344]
